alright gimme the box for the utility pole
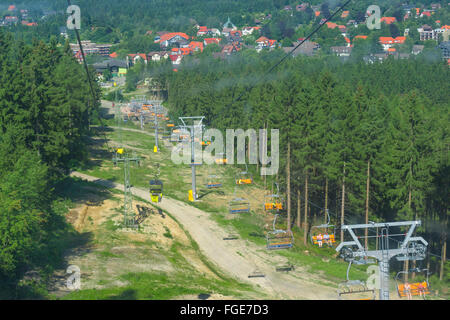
[179,116,205,201]
[336,221,428,300]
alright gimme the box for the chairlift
[215,152,228,165]
[264,183,284,211]
[395,268,431,299]
[266,214,294,250]
[228,197,250,214]
[310,209,336,247]
[228,188,250,214]
[235,164,253,185]
[206,174,222,189]
[149,180,163,203]
[337,260,376,300]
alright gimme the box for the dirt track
[71,171,338,300]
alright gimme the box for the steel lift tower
[112,101,141,228]
[179,116,205,201]
[336,221,428,300]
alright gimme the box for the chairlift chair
[206,174,222,189]
[235,164,253,185]
[149,180,163,203]
[215,152,228,165]
[337,260,376,300]
[264,183,284,211]
[266,214,294,250]
[228,195,250,214]
[310,209,336,247]
[395,268,431,299]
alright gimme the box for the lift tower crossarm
[336,220,428,300]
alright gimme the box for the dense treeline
[0,30,100,296]
[161,50,449,281]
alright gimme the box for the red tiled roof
[421,11,431,17]
[354,35,368,40]
[189,41,204,52]
[204,38,221,45]
[158,32,190,43]
[8,5,16,11]
[109,52,118,58]
[256,36,269,42]
[381,17,396,24]
[379,36,406,44]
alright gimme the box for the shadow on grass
[108,289,138,300]
[197,189,225,200]
[198,293,211,300]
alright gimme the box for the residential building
[379,36,406,51]
[93,59,128,77]
[148,52,169,62]
[127,54,148,66]
[71,41,112,57]
[189,41,204,53]
[204,38,221,46]
[331,46,352,57]
[255,37,277,52]
[282,40,320,57]
[157,32,190,48]
[418,25,437,41]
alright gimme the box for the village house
[379,36,406,51]
[331,46,352,57]
[127,54,148,66]
[169,54,182,66]
[418,25,437,41]
[157,32,190,48]
[93,59,128,78]
[203,38,221,46]
[255,36,277,52]
[221,43,240,55]
[283,40,320,57]
[70,41,112,57]
[189,41,204,53]
[242,27,260,36]
[148,52,169,62]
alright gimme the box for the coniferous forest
[161,51,449,280]
[0,31,100,296]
